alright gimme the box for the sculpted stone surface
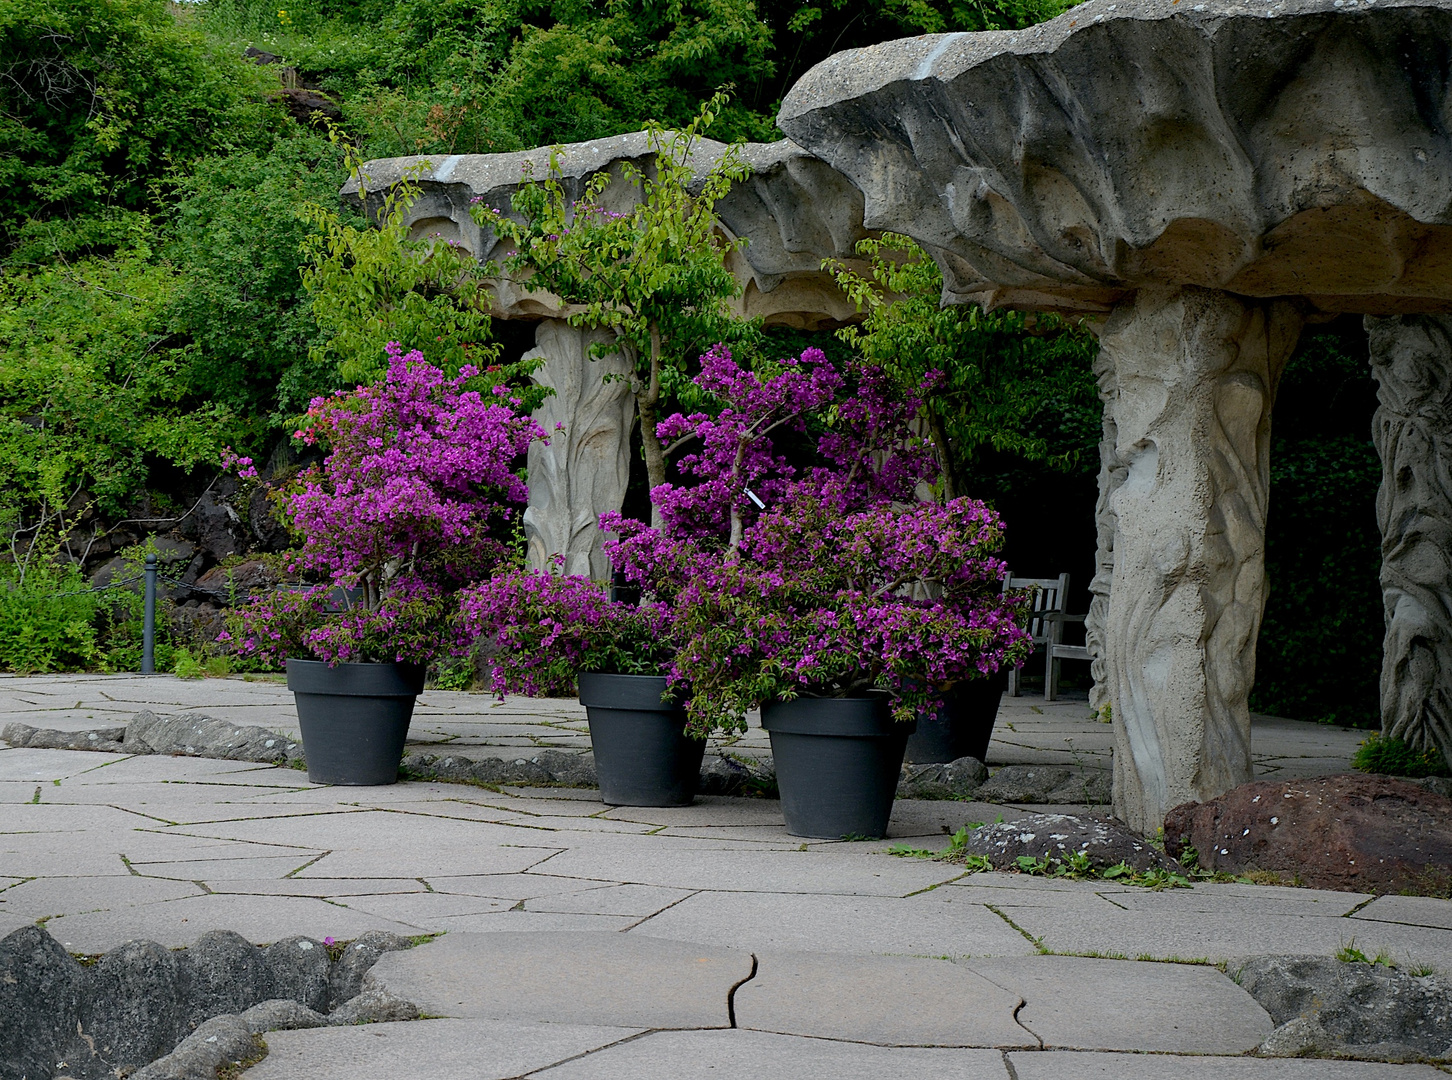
[1085,346,1123,714]
[344,134,871,329]
[779,0,1452,317]
[520,321,634,579]
[1368,314,1452,766]
[1101,288,1300,831]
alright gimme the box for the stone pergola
[352,0,1452,832]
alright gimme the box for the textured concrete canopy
[778,0,1452,316]
[341,133,872,328]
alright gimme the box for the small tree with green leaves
[473,94,752,525]
[827,233,1098,500]
[298,135,546,413]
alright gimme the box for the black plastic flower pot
[760,695,916,840]
[578,672,705,807]
[904,669,1009,764]
[286,659,425,785]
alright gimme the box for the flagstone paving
[0,674,1439,1077]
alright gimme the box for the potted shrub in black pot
[459,569,700,806]
[610,490,1033,840]
[221,343,546,785]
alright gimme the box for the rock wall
[1101,287,1300,832]
[1367,314,1452,765]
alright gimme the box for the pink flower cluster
[594,345,1030,734]
[289,342,545,593]
[457,567,674,697]
[223,344,546,666]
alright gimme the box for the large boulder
[71,939,190,1075]
[182,930,274,1025]
[1164,773,1452,893]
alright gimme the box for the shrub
[1352,732,1451,779]
[0,565,103,672]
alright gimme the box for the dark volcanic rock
[276,87,342,126]
[125,709,300,764]
[328,931,411,1006]
[0,926,87,1080]
[960,813,1180,873]
[1163,774,1452,893]
[265,936,331,1014]
[239,997,329,1034]
[72,938,189,1074]
[193,557,279,604]
[1240,955,1452,1060]
[183,930,273,1024]
[898,756,988,800]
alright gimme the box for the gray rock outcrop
[975,764,1112,806]
[0,925,419,1080]
[328,931,413,1006]
[957,812,1180,873]
[1,723,127,753]
[1240,955,1452,1060]
[0,926,86,1080]
[1369,314,1452,767]
[897,755,989,800]
[125,710,300,765]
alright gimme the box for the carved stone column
[1367,315,1452,767]
[1086,346,1124,716]
[521,321,635,580]
[1102,288,1301,833]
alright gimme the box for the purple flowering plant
[457,566,674,697]
[600,347,1031,735]
[223,344,546,666]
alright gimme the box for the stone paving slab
[1006,1052,1444,1078]
[967,955,1272,1054]
[625,887,1039,957]
[524,1029,1011,1080]
[733,951,1033,1047]
[1353,894,1452,932]
[227,1018,647,1080]
[369,931,754,1029]
[994,895,1452,968]
[39,892,424,951]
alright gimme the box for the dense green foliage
[829,233,1099,500]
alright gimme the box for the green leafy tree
[0,0,282,261]
[297,139,543,410]
[165,131,351,440]
[476,95,752,523]
[0,249,230,531]
[828,233,1098,500]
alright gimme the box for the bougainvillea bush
[223,344,545,665]
[458,341,1029,732]
[457,568,675,697]
[608,491,1032,735]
